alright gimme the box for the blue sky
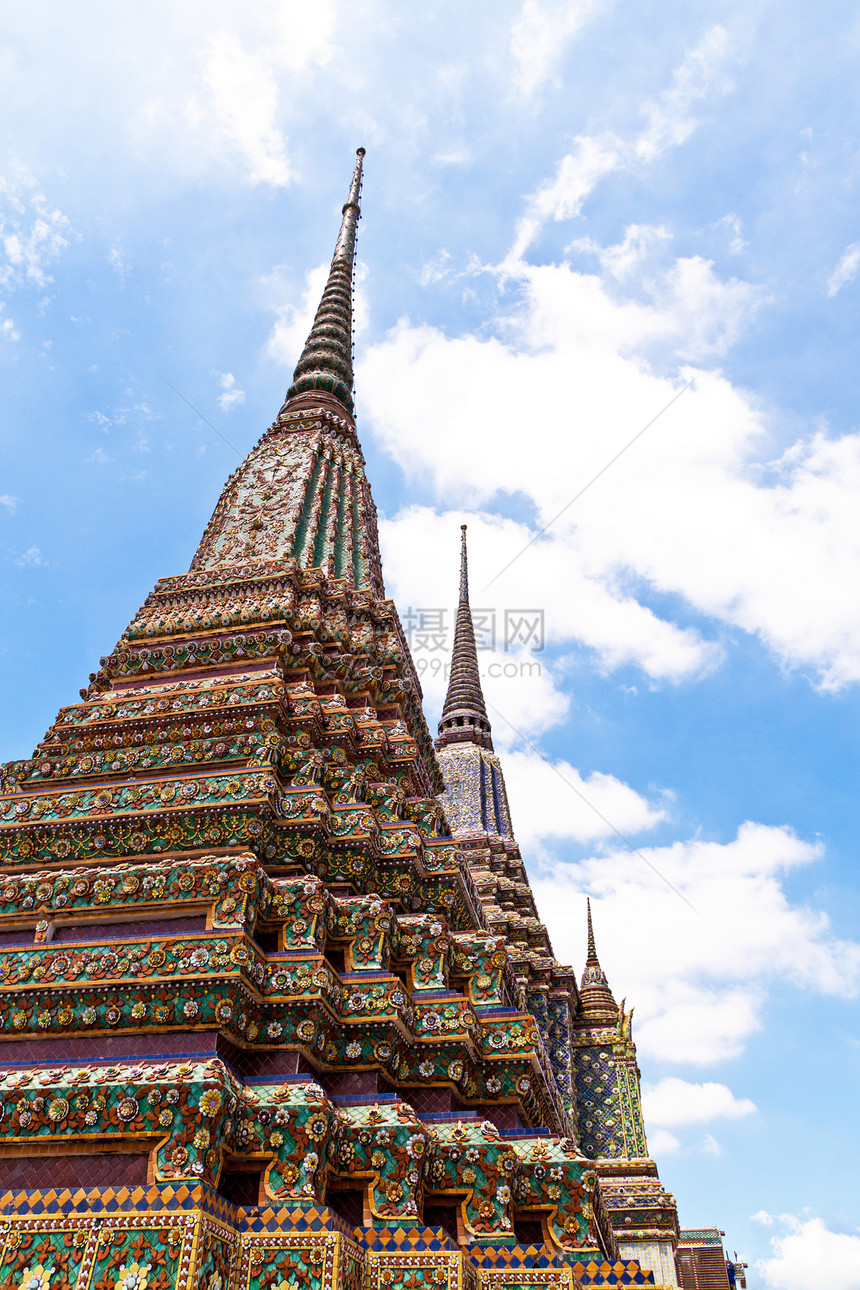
[2,3,860,1284]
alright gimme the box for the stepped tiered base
[0,1185,658,1289]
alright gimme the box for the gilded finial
[333,147,366,263]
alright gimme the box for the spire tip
[586,897,598,963]
[436,525,493,751]
[576,895,618,1024]
[282,149,364,416]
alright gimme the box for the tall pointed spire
[283,147,365,415]
[437,525,494,751]
[190,148,385,596]
[577,899,619,1026]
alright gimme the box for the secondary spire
[577,899,619,1026]
[437,525,493,751]
[282,147,365,415]
[587,896,599,962]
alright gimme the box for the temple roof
[437,526,494,752]
[281,147,365,415]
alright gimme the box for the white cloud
[573,223,673,280]
[139,4,336,189]
[262,0,338,72]
[572,224,763,356]
[0,494,17,513]
[433,147,473,168]
[712,213,747,255]
[108,242,129,282]
[85,447,113,466]
[360,233,860,690]
[642,1077,756,1128]
[0,165,70,300]
[647,1128,680,1156]
[501,748,666,850]
[0,306,19,341]
[827,241,860,297]
[193,4,336,187]
[2,217,69,288]
[197,31,293,187]
[217,371,246,412]
[510,0,606,100]
[529,821,860,1063]
[756,1215,860,1290]
[511,25,735,256]
[511,134,620,259]
[378,505,716,690]
[634,25,734,162]
[418,249,453,287]
[15,545,47,567]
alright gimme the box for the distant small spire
[576,898,619,1027]
[436,526,494,752]
[586,897,598,963]
[282,147,366,416]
